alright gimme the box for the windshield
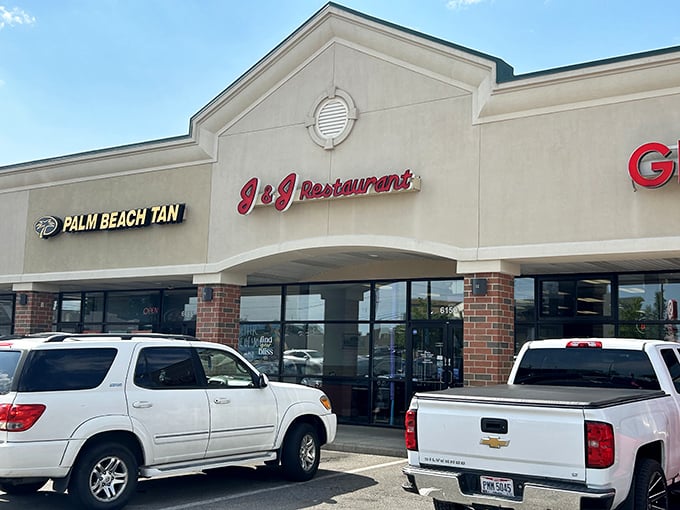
[514,348,660,390]
[0,351,21,394]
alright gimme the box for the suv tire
[281,423,319,482]
[68,443,138,510]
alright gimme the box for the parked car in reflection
[283,349,323,375]
[253,358,323,389]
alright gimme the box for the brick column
[14,292,56,335]
[195,284,241,348]
[463,273,515,386]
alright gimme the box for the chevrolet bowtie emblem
[480,436,510,449]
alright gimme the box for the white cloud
[0,5,35,29]
[446,0,486,9]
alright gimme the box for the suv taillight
[0,404,46,432]
[405,409,417,451]
[586,421,614,468]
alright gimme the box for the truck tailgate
[415,395,587,482]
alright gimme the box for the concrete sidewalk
[324,424,406,458]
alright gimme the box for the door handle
[132,401,153,409]
[214,398,231,405]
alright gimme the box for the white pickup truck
[402,338,680,510]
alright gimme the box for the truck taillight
[0,404,46,432]
[586,421,614,468]
[405,409,417,451]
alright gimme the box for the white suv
[0,333,336,509]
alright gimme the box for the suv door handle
[214,398,231,405]
[132,401,153,408]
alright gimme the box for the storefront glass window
[541,279,611,318]
[240,287,281,322]
[429,280,464,320]
[410,281,429,320]
[515,278,535,322]
[282,323,324,383]
[410,280,463,320]
[238,323,281,376]
[83,293,104,323]
[160,289,197,335]
[372,323,406,378]
[285,283,370,321]
[375,282,406,321]
[105,291,160,332]
[0,295,13,336]
[576,279,611,317]
[540,281,575,317]
[619,273,680,323]
[60,293,82,323]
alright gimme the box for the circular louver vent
[317,99,348,139]
[307,88,357,149]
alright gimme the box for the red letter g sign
[628,142,675,189]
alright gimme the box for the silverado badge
[480,436,510,449]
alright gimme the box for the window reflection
[410,280,463,320]
[240,286,281,322]
[286,283,370,321]
[375,282,406,321]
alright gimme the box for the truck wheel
[0,479,47,494]
[68,443,138,510]
[629,458,668,510]
[281,423,320,481]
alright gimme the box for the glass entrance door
[409,321,463,394]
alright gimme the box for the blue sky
[1,0,679,167]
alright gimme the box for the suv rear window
[515,348,660,390]
[18,348,117,392]
[0,351,21,394]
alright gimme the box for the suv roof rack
[38,333,199,343]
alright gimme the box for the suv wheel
[69,443,138,510]
[281,423,320,481]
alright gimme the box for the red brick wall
[195,284,241,348]
[463,273,515,386]
[14,292,56,335]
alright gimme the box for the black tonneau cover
[415,384,668,409]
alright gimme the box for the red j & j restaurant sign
[629,141,679,189]
[237,169,420,215]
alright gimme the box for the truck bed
[416,384,668,408]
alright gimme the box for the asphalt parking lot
[2,424,680,509]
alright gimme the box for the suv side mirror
[257,373,269,388]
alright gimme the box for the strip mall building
[3,3,680,426]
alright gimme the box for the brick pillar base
[463,273,515,386]
[195,284,241,348]
[14,292,56,335]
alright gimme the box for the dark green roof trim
[325,2,516,81]
[508,44,680,82]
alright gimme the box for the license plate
[480,476,514,498]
